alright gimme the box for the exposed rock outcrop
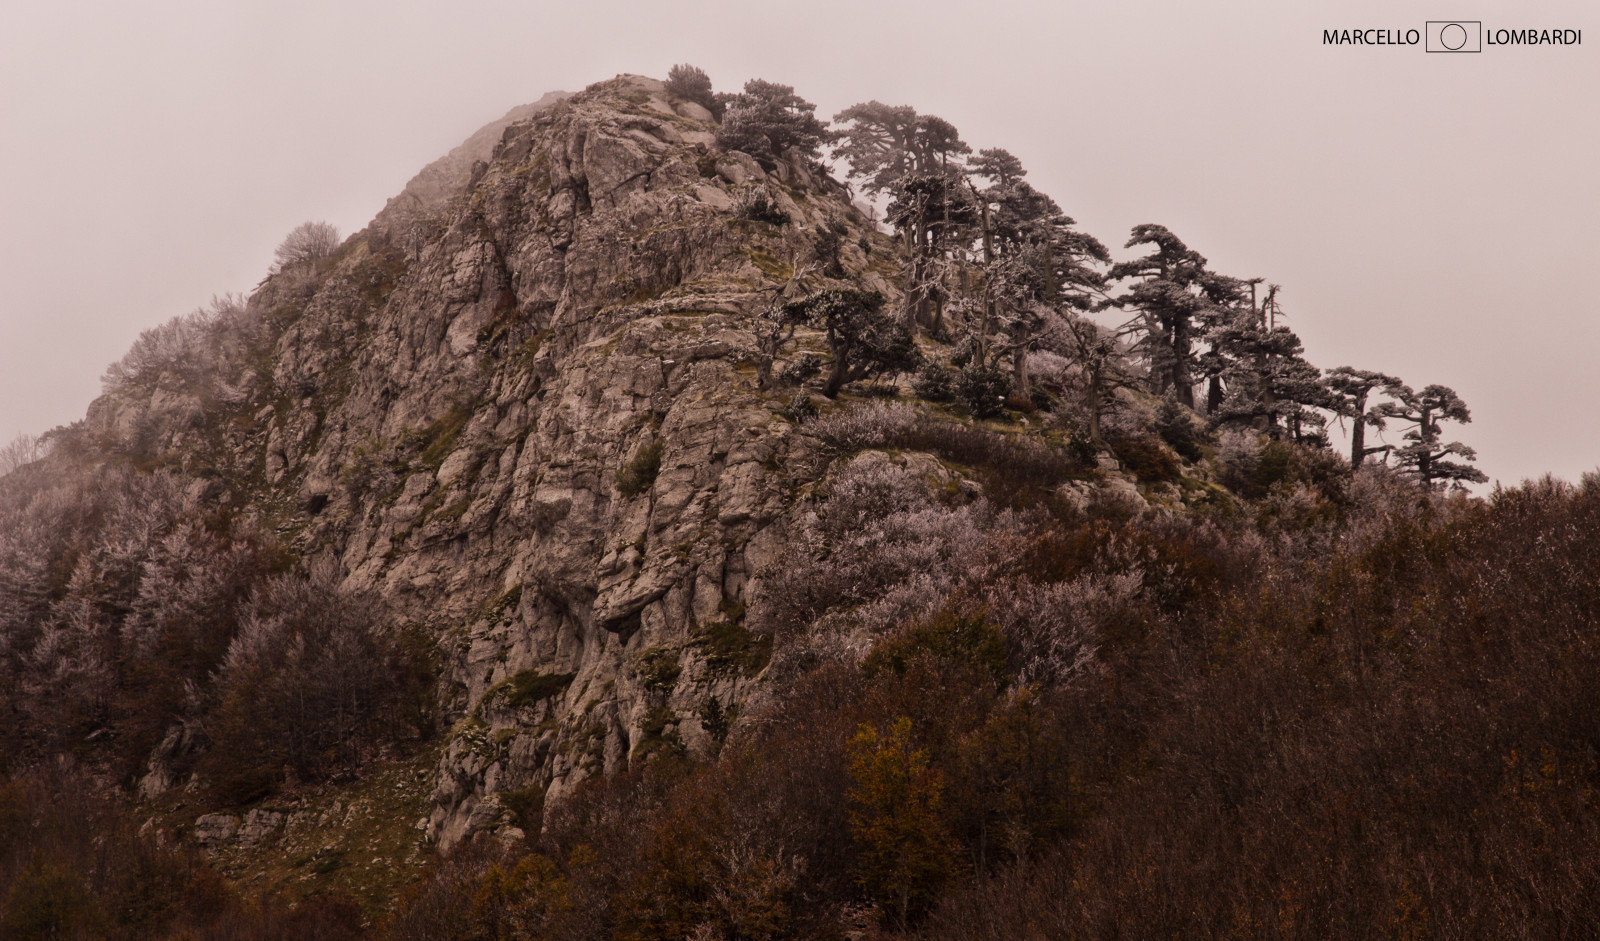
[83,74,881,847]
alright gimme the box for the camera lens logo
[1426,21,1483,52]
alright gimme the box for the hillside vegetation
[1,68,1592,939]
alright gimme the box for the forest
[1,65,1594,940]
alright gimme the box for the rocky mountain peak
[75,71,891,848]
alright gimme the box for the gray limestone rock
[75,75,897,852]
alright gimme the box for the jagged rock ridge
[83,74,891,847]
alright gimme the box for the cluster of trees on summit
[669,64,1487,490]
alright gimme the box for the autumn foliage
[384,466,1600,939]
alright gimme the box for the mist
[3,0,1595,487]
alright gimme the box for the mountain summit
[69,73,892,847]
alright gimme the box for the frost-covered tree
[1110,225,1222,409]
[832,102,971,197]
[272,220,340,271]
[1325,366,1405,467]
[831,105,976,335]
[886,173,980,332]
[99,294,263,395]
[0,433,47,477]
[715,79,830,160]
[204,563,426,801]
[783,289,919,397]
[752,260,818,390]
[1054,314,1140,448]
[961,152,1108,396]
[967,147,1026,189]
[1203,285,1333,442]
[1378,383,1487,488]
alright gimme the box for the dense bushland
[0,459,432,801]
[0,765,366,940]
[383,462,1600,939]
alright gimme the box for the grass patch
[741,248,793,280]
[512,331,549,369]
[812,403,1094,509]
[475,584,523,624]
[408,400,473,468]
[181,750,439,922]
[435,497,471,522]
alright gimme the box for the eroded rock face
[193,813,239,852]
[84,75,881,848]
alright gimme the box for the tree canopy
[715,79,830,160]
[1380,383,1489,488]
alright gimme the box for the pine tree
[1109,225,1220,409]
[1378,383,1488,488]
[1325,366,1405,467]
[714,79,829,160]
[664,63,718,117]
[782,289,919,397]
[1203,285,1333,441]
[833,102,971,197]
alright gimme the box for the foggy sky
[2,0,1596,489]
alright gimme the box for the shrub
[494,671,576,710]
[807,402,1089,507]
[664,63,718,117]
[954,362,1011,418]
[2,858,102,939]
[778,353,823,387]
[691,620,772,675]
[781,391,819,424]
[1105,430,1179,482]
[807,401,920,453]
[733,185,790,225]
[814,218,848,276]
[863,613,1007,687]
[911,361,955,402]
[1215,429,1260,493]
[272,220,340,271]
[635,647,681,693]
[697,697,734,744]
[635,706,686,763]
[1155,396,1205,460]
[615,440,663,498]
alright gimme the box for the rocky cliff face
[83,74,892,847]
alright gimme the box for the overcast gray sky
[2,0,1595,488]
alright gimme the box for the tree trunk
[1171,318,1194,409]
[1417,405,1433,483]
[823,353,849,398]
[1087,369,1105,447]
